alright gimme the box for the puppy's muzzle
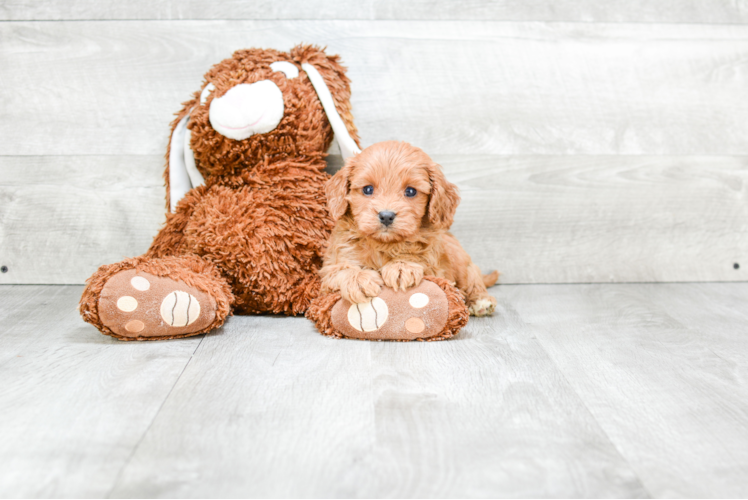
[378,211,396,227]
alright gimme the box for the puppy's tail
[482,270,500,288]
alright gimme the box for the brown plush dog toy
[79,45,365,340]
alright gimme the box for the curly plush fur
[80,45,360,340]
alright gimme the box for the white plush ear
[270,61,299,79]
[183,125,205,189]
[169,115,192,213]
[301,63,361,160]
[168,111,205,212]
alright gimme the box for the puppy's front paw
[468,296,496,317]
[381,261,424,291]
[340,269,383,304]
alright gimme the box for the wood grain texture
[5,21,748,155]
[107,312,646,497]
[2,155,745,285]
[508,283,748,497]
[3,0,748,23]
[443,155,748,284]
[0,155,165,285]
[3,283,748,497]
[0,285,202,498]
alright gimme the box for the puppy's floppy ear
[326,158,356,221]
[426,161,460,229]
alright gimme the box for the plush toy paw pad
[117,296,138,312]
[331,280,449,340]
[130,276,151,291]
[409,292,429,308]
[347,297,389,332]
[125,320,145,333]
[98,269,216,338]
[405,317,425,334]
[160,291,201,327]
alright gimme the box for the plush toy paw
[380,260,424,291]
[307,276,469,341]
[97,269,217,339]
[468,296,496,317]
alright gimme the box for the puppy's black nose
[378,210,396,227]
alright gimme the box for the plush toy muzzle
[208,80,285,140]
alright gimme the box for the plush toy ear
[426,161,461,229]
[291,45,362,160]
[302,63,361,160]
[325,159,355,220]
[167,109,206,212]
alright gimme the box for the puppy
[320,141,498,316]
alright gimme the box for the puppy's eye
[405,187,417,197]
[363,185,374,195]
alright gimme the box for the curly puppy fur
[307,276,469,341]
[80,45,361,339]
[320,141,499,316]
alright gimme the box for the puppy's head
[326,141,460,242]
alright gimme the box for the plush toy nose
[209,80,284,141]
[378,211,396,227]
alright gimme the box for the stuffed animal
[79,45,363,340]
[306,277,469,341]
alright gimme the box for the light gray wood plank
[2,155,746,285]
[445,155,748,284]
[107,310,647,497]
[0,285,70,364]
[5,283,748,497]
[0,285,203,498]
[3,0,748,24]
[0,155,165,285]
[507,283,748,497]
[5,21,748,155]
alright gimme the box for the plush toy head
[166,44,362,211]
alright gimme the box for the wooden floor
[1,283,747,498]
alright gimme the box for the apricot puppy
[320,141,498,316]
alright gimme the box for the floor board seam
[522,319,655,498]
[104,334,206,498]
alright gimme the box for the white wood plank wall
[1,2,747,284]
[4,1,748,23]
